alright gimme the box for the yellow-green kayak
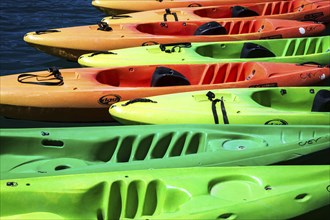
[79,36,330,67]
[109,87,330,125]
[1,166,329,219]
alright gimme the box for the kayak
[23,19,324,61]
[92,0,289,15]
[78,35,330,67]
[1,63,329,122]
[2,124,329,179]
[102,0,330,24]
[1,166,329,219]
[109,87,330,125]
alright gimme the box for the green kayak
[1,124,329,179]
[1,166,329,219]
[109,87,330,125]
[78,36,330,67]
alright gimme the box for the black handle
[142,41,159,46]
[159,42,192,53]
[163,8,178,22]
[298,61,328,68]
[97,21,112,31]
[88,51,117,57]
[109,15,131,19]
[188,3,202,7]
[35,29,60,35]
[17,67,64,86]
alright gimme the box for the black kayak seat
[240,42,276,58]
[231,6,259,18]
[151,66,190,87]
[311,89,330,112]
[194,21,227,36]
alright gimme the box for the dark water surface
[0,0,104,75]
[0,1,329,218]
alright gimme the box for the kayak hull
[101,0,330,24]
[78,36,330,67]
[24,19,325,61]
[1,166,329,219]
[1,63,328,122]
[109,87,330,125]
[92,0,291,15]
[1,124,329,179]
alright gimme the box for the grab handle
[163,8,178,21]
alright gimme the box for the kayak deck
[1,124,329,179]
[1,166,329,219]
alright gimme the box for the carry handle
[97,21,112,31]
[188,3,202,7]
[88,51,117,57]
[163,8,178,21]
[142,41,159,46]
[35,29,60,35]
[17,67,64,86]
[109,14,131,19]
[298,62,329,68]
[159,42,191,53]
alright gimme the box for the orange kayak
[102,0,330,24]
[92,0,286,15]
[24,19,325,61]
[1,62,329,122]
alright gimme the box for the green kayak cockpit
[195,37,329,59]
[251,88,330,111]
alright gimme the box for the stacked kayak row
[78,36,330,67]
[24,18,325,61]
[23,0,330,61]
[101,0,330,24]
[1,0,329,219]
[1,62,329,122]
[92,0,330,17]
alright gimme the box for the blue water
[0,0,104,75]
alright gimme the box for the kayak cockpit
[95,63,267,87]
[251,89,330,111]
[193,1,294,18]
[135,20,269,36]
[193,0,322,19]
[195,37,328,59]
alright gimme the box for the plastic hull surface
[1,63,329,122]
[1,166,329,219]
[109,87,330,125]
[1,124,329,179]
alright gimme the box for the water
[0,0,104,75]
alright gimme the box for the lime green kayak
[1,124,329,179]
[109,87,330,125]
[1,166,329,219]
[78,36,330,67]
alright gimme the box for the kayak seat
[231,6,259,18]
[240,43,276,58]
[311,89,330,112]
[194,21,227,36]
[151,66,190,87]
